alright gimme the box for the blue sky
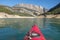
[0,0,60,9]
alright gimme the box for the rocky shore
[0,12,60,18]
[46,15,60,18]
[0,12,35,18]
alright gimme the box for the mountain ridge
[0,3,47,16]
[12,3,47,16]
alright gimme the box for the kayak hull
[24,24,46,40]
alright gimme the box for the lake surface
[0,18,60,40]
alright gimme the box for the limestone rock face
[13,3,47,16]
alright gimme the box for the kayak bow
[24,24,46,40]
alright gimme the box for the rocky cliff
[12,3,47,16]
[0,4,47,17]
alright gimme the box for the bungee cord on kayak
[24,24,46,40]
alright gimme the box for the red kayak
[24,24,46,40]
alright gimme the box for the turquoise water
[0,18,60,40]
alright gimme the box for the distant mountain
[48,3,60,14]
[49,3,60,12]
[0,5,14,14]
[0,4,47,17]
[0,5,33,17]
[12,3,47,16]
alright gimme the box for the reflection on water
[0,18,60,40]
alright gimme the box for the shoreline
[46,15,60,18]
[0,12,60,18]
[0,15,60,18]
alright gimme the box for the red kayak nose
[24,24,46,40]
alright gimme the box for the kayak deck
[24,24,46,40]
